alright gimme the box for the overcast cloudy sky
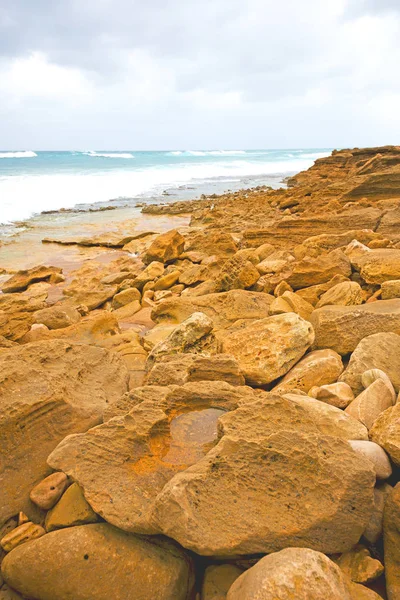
[0,0,399,150]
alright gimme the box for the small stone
[348,440,392,480]
[17,513,29,527]
[316,281,363,308]
[335,545,384,584]
[142,229,185,264]
[29,472,69,510]
[111,287,141,309]
[45,483,98,532]
[309,382,354,408]
[269,291,314,321]
[0,522,45,553]
[274,280,293,296]
[274,349,343,394]
[153,270,181,291]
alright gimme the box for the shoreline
[1,145,400,599]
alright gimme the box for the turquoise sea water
[0,149,332,224]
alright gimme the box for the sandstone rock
[383,483,400,600]
[348,441,392,479]
[184,231,238,256]
[152,290,274,328]
[283,394,368,440]
[1,523,194,600]
[287,249,351,289]
[0,340,128,524]
[269,291,314,320]
[227,548,355,600]
[310,300,400,355]
[112,287,141,309]
[30,472,69,510]
[220,392,368,442]
[220,313,314,386]
[153,270,181,290]
[201,565,243,600]
[1,266,62,293]
[357,249,400,284]
[364,482,392,544]
[142,323,178,350]
[340,332,400,394]
[0,310,34,342]
[45,483,98,532]
[103,385,171,421]
[345,378,394,430]
[146,353,245,387]
[0,523,45,553]
[132,261,165,289]
[370,403,400,466]
[274,280,293,296]
[273,349,343,394]
[361,368,396,402]
[216,255,260,292]
[296,274,350,305]
[0,584,24,599]
[309,382,354,408]
[20,311,120,345]
[142,229,185,264]
[316,281,363,308]
[381,279,400,299]
[33,304,81,329]
[111,299,142,320]
[150,430,375,556]
[97,330,148,389]
[147,312,214,367]
[335,545,384,584]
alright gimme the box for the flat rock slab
[149,430,375,557]
[1,523,194,600]
[0,340,129,525]
[151,290,274,329]
[310,299,400,355]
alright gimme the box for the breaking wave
[83,151,135,159]
[0,151,37,159]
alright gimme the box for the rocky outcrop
[0,340,128,524]
[1,266,62,293]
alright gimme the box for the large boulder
[149,431,375,556]
[227,548,354,600]
[283,394,369,440]
[316,281,363,308]
[142,230,185,265]
[1,524,194,600]
[287,249,351,289]
[273,348,343,394]
[383,483,400,600]
[340,332,400,394]
[357,249,400,284]
[220,313,314,386]
[216,254,260,292]
[48,382,255,533]
[370,403,400,466]
[220,393,368,442]
[151,290,274,329]
[310,300,400,355]
[0,340,129,524]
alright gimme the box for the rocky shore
[1,145,400,599]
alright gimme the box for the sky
[0,0,399,150]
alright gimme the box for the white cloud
[0,0,399,149]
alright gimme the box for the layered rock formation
[1,145,400,599]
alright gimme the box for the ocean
[0,149,332,225]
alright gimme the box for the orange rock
[30,472,69,510]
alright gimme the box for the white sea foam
[83,151,135,159]
[0,155,323,224]
[0,151,37,159]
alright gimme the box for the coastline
[2,145,400,599]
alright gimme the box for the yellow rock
[1,522,45,553]
[45,483,98,532]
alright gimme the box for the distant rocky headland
[1,145,400,599]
